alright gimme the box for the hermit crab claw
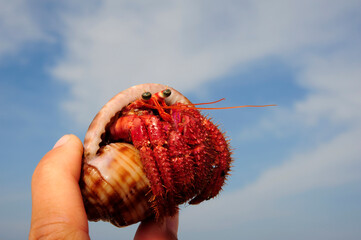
[80,83,233,227]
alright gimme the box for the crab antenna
[162,97,276,110]
[191,98,226,106]
[140,95,277,110]
[180,104,277,110]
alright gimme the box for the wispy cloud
[238,47,361,142]
[0,0,48,59]
[8,0,357,239]
[183,125,361,228]
[179,124,361,240]
[51,0,360,126]
[182,5,361,237]
[296,50,361,126]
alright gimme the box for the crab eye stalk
[162,89,171,98]
[142,92,152,100]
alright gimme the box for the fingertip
[66,134,83,147]
[53,134,71,149]
[31,134,88,239]
[53,134,83,151]
[134,213,179,240]
[166,212,179,237]
[33,134,84,186]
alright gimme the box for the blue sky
[1,0,361,239]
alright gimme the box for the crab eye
[162,89,171,98]
[142,92,152,100]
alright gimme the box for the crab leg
[189,118,232,205]
[111,116,167,217]
[171,107,212,199]
[168,130,194,200]
[145,116,177,216]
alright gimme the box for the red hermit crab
[79,83,273,227]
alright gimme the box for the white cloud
[180,126,361,239]
[237,43,361,143]
[295,50,361,126]
[0,0,47,59]
[48,1,361,239]
[51,0,360,126]
[231,24,361,237]
[207,4,361,238]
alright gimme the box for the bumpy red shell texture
[79,83,232,227]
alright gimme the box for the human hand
[30,134,179,240]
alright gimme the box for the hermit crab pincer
[79,83,274,227]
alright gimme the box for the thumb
[30,134,89,240]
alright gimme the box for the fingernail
[53,135,71,149]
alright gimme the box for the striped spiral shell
[79,83,191,227]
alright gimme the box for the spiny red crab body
[108,89,232,217]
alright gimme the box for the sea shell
[80,83,191,227]
[80,143,151,227]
